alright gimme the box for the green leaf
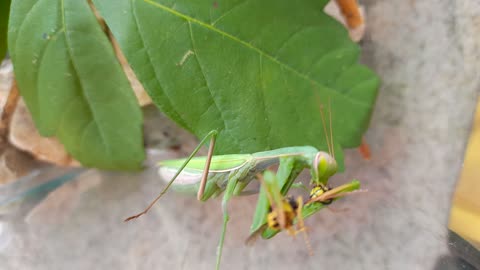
[0,0,10,60]
[8,0,145,170]
[94,0,379,166]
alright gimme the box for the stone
[8,99,80,167]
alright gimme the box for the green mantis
[125,103,361,270]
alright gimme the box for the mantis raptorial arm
[124,130,218,222]
[250,157,308,234]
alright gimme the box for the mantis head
[313,151,337,184]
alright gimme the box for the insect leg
[124,130,218,222]
[232,179,250,196]
[197,130,217,200]
[295,196,313,256]
[215,176,239,270]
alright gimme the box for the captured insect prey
[245,170,313,255]
[267,196,298,231]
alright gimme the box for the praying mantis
[125,102,362,270]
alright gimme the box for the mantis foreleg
[250,157,308,234]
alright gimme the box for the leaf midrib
[60,0,112,159]
[130,0,192,131]
[143,0,368,108]
[187,21,234,145]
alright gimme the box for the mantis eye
[314,152,338,183]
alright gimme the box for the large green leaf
[97,0,380,166]
[8,0,145,170]
[0,0,10,60]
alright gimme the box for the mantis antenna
[124,130,218,222]
[329,98,335,160]
[318,96,335,159]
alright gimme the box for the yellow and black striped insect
[247,171,312,254]
[309,183,333,205]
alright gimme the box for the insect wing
[159,154,251,172]
[158,166,204,186]
[158,154,252,187]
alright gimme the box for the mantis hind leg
[124,130,218,222]
[197,130,218,200]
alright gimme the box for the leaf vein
[187,21,238,147]
[280,66,303,134]
[143,0,368,108]
[305,47,356,77]
[258,54,274,148]
[60,0,111,158]
[273,25,311,58]
[35,29,64,127]
[211,0,249,26]
[130,0,190,128]
[15,0,52,120]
